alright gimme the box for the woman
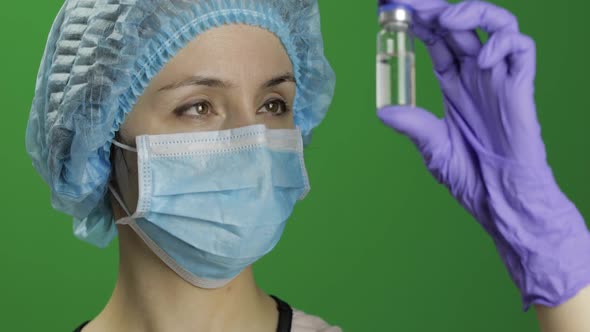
[25,0,590,331]
[27,1,339,331]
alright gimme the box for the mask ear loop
[108,183,132,217]
[109,139,138,225]
[112,139,137,153]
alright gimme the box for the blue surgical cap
[26,0,336,248]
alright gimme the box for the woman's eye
[261,99,290,116]
[174,101,212,118]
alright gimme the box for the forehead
[151,24,293,86]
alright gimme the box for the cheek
[264,112,295,129]
[118,107,163,139]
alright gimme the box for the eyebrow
[157,72,296,92]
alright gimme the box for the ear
[108,130,139,218]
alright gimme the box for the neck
[86,225,278,332]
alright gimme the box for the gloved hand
[377,0,590,311]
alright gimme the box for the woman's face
[112,24,295,216]
[120,23,296,140]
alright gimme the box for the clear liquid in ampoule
[376,51,415,108]
[376,6,416,108]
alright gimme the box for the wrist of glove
[471,149,590,311]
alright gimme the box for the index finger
[438,1,519,34]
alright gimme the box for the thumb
[377,106,447,151]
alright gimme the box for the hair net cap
[26,0,336,248]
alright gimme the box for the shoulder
[291,308,343,332]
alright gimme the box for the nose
[221,104,259,130]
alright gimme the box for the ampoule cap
[378,2,413,25]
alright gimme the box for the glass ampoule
[376,3,416,108]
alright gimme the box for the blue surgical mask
[109,124,310,288]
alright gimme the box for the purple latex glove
[377,0,590,311]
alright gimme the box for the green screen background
[1,1,588,331]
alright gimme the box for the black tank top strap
[270,294,293,332]
[72,321,89,332]
[72,296,294,332]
